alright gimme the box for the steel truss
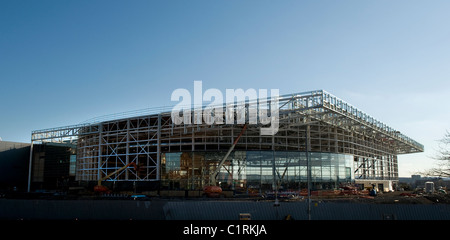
[30,90,424,186]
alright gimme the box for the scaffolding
[29,90,424,191]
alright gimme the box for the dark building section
[0,141,30,191]
[30,143,76,191]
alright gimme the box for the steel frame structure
[29,90,424,190]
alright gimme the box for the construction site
[27,90,423,193]
[4,89,449,220]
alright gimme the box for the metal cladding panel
[162,201,450,220]
[1,199,450,220]
[163,201,307,220]
[0,199,164,220]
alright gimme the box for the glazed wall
[161,151,353,191]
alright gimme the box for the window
[69,155,76,176]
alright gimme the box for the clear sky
[1,0,449,177]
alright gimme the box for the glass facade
[161,151,353,191]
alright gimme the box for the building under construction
[28,90,424,194]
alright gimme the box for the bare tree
[420,131,450,177]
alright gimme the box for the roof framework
[31,90,423,153]
[30,90,424,185]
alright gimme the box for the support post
[98,123,102,182]
[306,122,312,220]
[157,114,161,181]
[27,140,34,192]
[126,119,130,180]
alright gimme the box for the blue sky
[1,0,449,177]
